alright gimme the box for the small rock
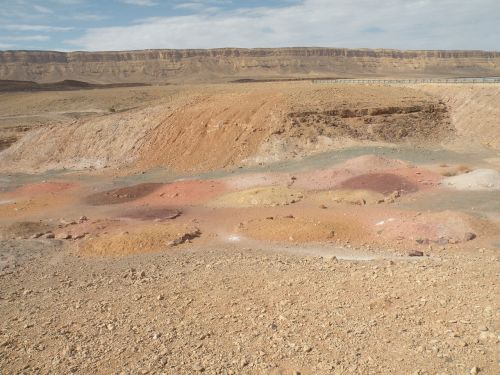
[44,232,55,239]
[192,364,205,372]
[470,367,480,374]
[106,324,115,331]
[73,233,87,240]
[56,233,72,240]
[464,232,476,241]
[303,345,312,353]
[408,250,424,257]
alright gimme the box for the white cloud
[33,4,54,14]
[67,0,500,51]
[1,24,74,32]
[174,0,227,12]
[51,0,85,4]
[0,43,14,49]
[72,13,110,21]
[118,0,157,6]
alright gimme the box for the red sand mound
[370,210,493,245]
[85,183,163,205]
[339,173,418,195]
[293,168,358,191]
[134,180,226,206]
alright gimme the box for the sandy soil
[0,240,497,374]
[0,83,499,374]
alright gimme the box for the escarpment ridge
[0,47,498,83]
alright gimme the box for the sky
[0,0,499,52]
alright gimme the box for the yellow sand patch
[207,186,303,208]
[79,224,200,256]
[308,189,385,206]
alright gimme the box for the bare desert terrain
[0,49,499,374]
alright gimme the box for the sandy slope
[417,85,500,150]
[0,83,453,173]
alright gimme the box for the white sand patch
[443,169,500,191]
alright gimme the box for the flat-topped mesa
[1,48,499,83]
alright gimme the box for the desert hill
[0,48,499,83]
[0,82,489,174]
[0,79,148,92]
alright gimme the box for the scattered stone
[56,233,72,240]
[408,250,424,257]
[168,228,201,247]
[73,233,88,240]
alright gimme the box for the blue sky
[0,0,499,51]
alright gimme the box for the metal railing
[312,77,500,85]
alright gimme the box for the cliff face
[0,48,498,83]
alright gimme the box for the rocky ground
[0,239,498,375]
[0,83,499,374]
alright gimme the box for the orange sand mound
[79,223,200,256]
[14,181,76,196]
[238,215,367,244]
